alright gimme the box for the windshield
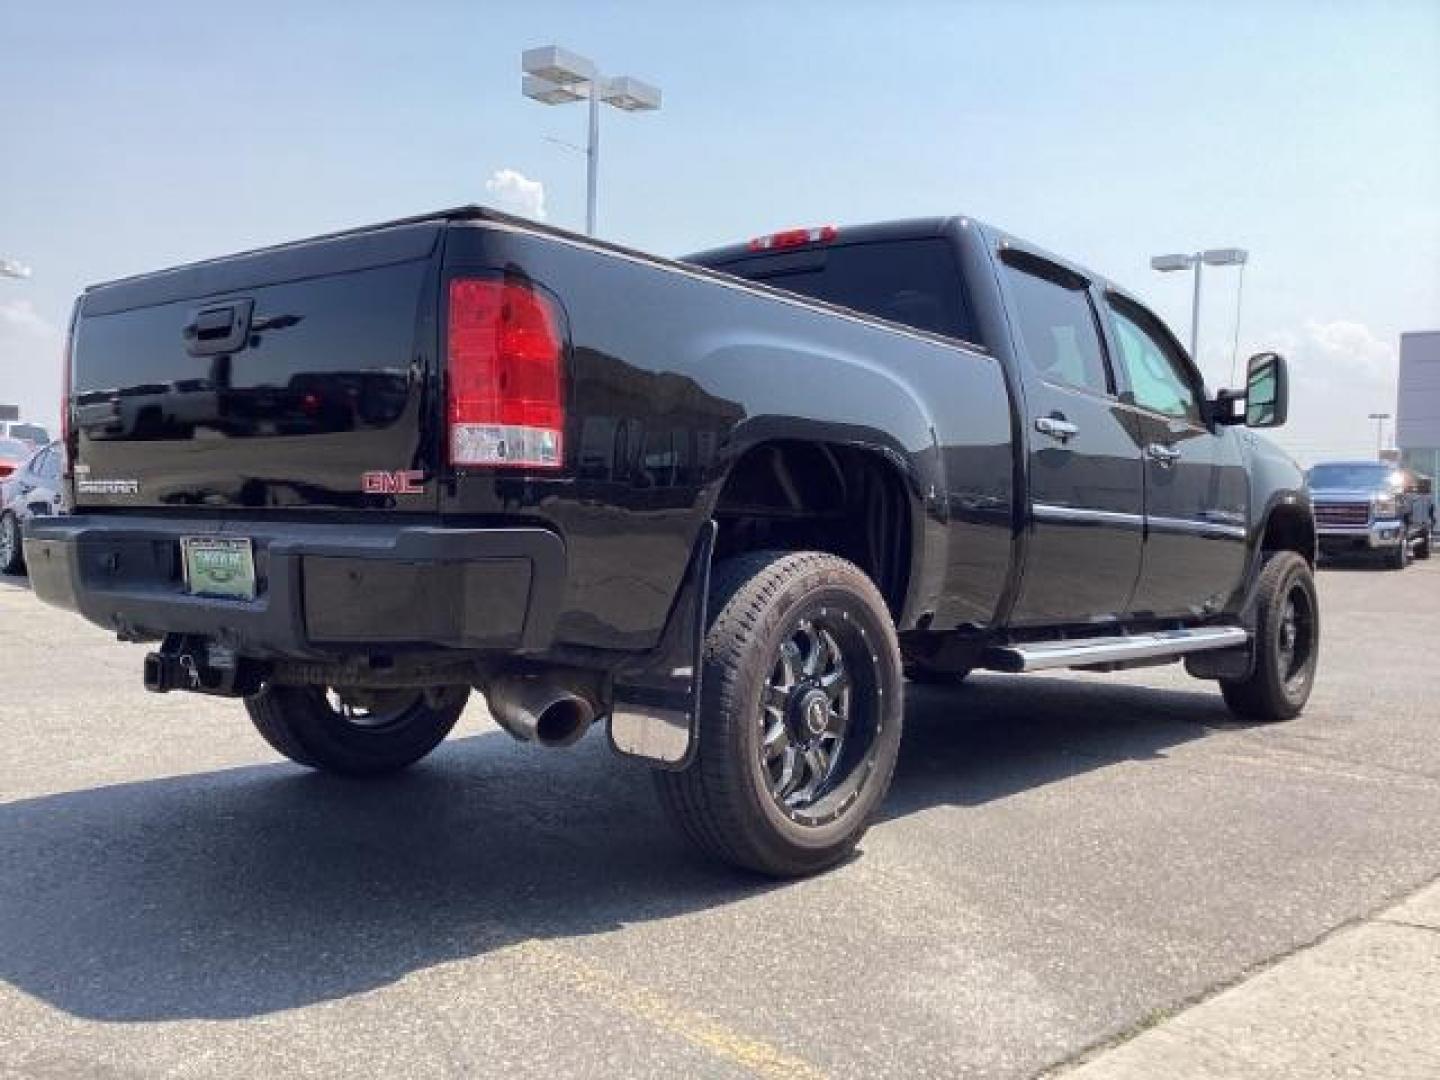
[1307,464,1394,490]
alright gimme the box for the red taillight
[446,278,565,470]
[747,225,838,252]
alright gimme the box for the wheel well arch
[709,439,917,621]
[1260,499,1316,566]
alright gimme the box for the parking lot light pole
[1368,412,1391,457]
[1150,248,1248,362]
[1,258,32,280]
[521,46,662,236]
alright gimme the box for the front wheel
[0,512,23,575]
[245,684,469,776]
[1388,533,1410,570]
[654,551,903,877]
[1221,552,1319,722]
[1414,527,1431,561]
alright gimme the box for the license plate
[181,537,256,600]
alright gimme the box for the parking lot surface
[1,560,1437,1079]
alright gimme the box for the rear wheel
[654,551,903,877]
[1221,552,1319,722]
[1415,526,1431,561]
[0,512,23,575]
[245,683,469,776]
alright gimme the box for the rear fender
[695,340,943,626]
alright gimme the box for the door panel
[1016,384,1146,625]
[1102,295,1249,618]
[997,251,1144,627]
[1129,412,1249,617]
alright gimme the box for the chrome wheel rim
[0,517,13,568]
[759,610,881,815]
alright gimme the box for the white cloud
[0,299,63,428]
[484,168,547,221]
[1246,320,1399,465]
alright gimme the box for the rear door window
[1000,259,1112,396]
[712,239,979,345]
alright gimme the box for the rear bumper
[23,515,565,659]
[1316,519,1404,551]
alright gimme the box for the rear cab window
[702,239,981,347]
[6,424,49,445]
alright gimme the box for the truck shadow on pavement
[887,673,1228,818]
[0,673,1230,1022]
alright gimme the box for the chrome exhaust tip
[484,677,595,748]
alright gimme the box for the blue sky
[2,0,1437,460]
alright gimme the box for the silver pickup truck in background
[1308,460,1435,569]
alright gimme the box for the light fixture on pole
[521,46,661,236]
[1368,412,1391,457]
[0,258,32,280]
[1150,247,1248,362]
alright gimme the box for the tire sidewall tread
[656,550,903,877]
[0,512,23,575]
[1221,551,1319,723]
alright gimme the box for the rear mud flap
[608,521,715,770]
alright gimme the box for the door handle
[1035,416,1079,443]
[183,299,254,357]
[1146,443,1182,466]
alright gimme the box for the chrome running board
[982,626,1249,674]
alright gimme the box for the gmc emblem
[362,470,426,495]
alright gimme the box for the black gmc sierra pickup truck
[29,207,1318,876]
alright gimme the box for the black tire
[245,684,469,776]
[0,512,23,575]
[1388,533,1409,570]
[1221,552,1319,723]
[654,551,903,878]
[903,661,972,686]
[1415,527,1431,561]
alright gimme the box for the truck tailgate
[69,222,442,512]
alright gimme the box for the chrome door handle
[1035,416,1079,442]
[1146,443,1182,466]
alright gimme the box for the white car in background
[0,440,66,576]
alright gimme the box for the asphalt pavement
[1,558,1437,1079]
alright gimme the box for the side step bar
[982,626,1249,674]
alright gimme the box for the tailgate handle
[184,299,253,356]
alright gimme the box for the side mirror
[1243,351,1288,428]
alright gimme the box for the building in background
[1397,330,1440,478]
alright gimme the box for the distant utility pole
[521,46,662,236]
[1150,248,1248,362]
[1368,412,1391,457]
